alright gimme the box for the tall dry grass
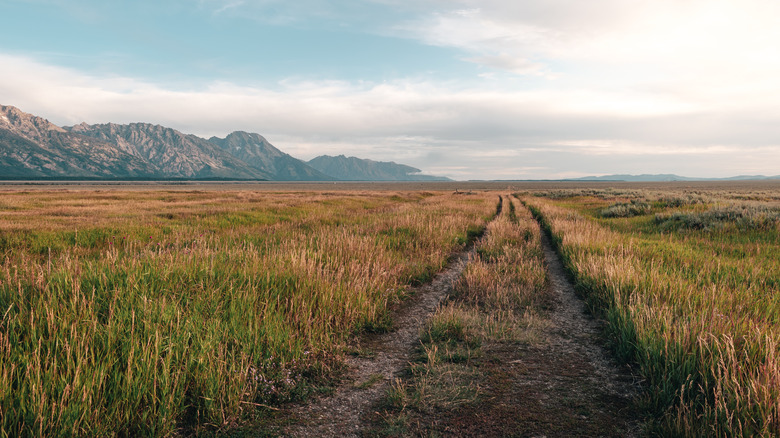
[454,196,548,313]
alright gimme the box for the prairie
[0,189,495,436]
[4,181,780,437]
[522,187,780,436]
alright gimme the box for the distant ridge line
[562,174,780,182]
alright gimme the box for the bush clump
[655,204,780,231]
[654,194,709,208]
[599,200,650,218]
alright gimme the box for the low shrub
[655,204,780,231]
[599,200,650,218]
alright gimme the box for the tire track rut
[497,228,643,437]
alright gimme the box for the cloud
[212,0,245,14]
[464,53,548,76]
[393,1,780,104]
[1,49,779,180]
[198,0,402,27]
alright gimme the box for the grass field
[522,187,780,436]
[4,181,780,437]
[0,189,496,436]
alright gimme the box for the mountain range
[307,155,450,181]
[5,105,773,183]
[564,174,780,182]
[0,104,449,181]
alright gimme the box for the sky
[1,0,779,180]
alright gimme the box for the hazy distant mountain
[308,155,451,181]
[565,174,780,182]
[208,131,333,181]
[719,175,780,181]
[566,174,693,182]
[67,122,269,180]
[0,105,157,178]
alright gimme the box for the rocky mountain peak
[0,105,161,178]
[0,105,66,144]
[66,122,270,179]
[209,131,334,181]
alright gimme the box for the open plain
[1,180,779,437]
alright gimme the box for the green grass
[354,374,385,390]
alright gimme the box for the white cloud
[464,53,548,76]
[395,0,780,112]
[2,49,779,180]
[213,0,245,14]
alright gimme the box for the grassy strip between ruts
[0,190,497,437]
[368,195,551,436]
[522,189,780,437]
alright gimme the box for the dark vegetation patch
[654,204,780,232]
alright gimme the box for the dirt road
[278,199,642,437]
